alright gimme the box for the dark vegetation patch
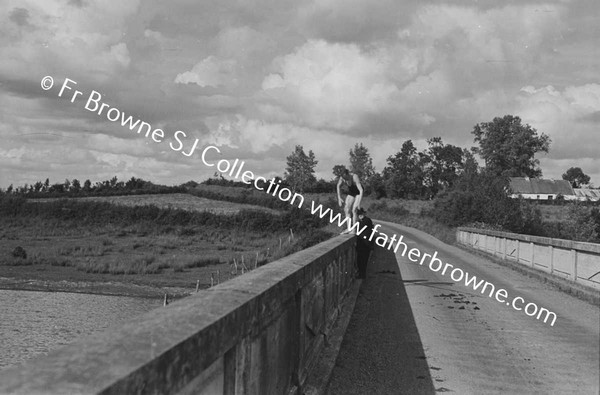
[0,195,334,289]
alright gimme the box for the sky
[1,0,599,189]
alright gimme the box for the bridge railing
[457,227,600,290]
[0,235,356,395]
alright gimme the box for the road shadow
[326,246,436,395]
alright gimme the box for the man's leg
[340,195,355,234]
[351,198,361,233]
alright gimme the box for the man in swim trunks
[336,168,364,234]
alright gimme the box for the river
[0,289,162,370]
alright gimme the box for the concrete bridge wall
[0,235,356,394]
[457,227,600,291]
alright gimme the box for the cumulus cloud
[261,40,399,130]
[175,56,237,88]
[144,29,164,41]
[259,3,567,136]
[402,4,564,82]
[216,26,275,60]
[297,0,414,43]
[517,83,600,159]
[0,0,139,91]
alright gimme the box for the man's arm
[336,177,344,206]
[353,173,363,207]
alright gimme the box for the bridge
[0,222,598,394]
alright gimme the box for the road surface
[327,221,600,394]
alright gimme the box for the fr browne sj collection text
[44,76,212,157]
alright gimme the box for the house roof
[509,178,575,195]
[574,188,600,199]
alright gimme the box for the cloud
[398,4,565,92]
[297,0,414,43]
[175,56,237,88]
[143,28,164,41]
[9,7,30,26]
[0,0,139,89]
[261,40,399,130]
[517,83,600,160]
[215,26,275,60]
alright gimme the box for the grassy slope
[0,195,332,297]
[34,193,279,215]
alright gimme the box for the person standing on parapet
[337,168,364,234]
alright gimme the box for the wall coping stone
[457,227,600,254]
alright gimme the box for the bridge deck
[327,221,600,394]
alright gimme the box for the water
[0,289,162,370]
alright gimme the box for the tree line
[2,114,594,202]
[1,176,186,198]
[283,115,595,198]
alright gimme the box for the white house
[508,177,575,201]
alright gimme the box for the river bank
[0,262,219,300]
[0,276,192,299]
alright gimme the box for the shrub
[519,201,545,236]
[368,199,409,219]
[560,203,598,242]
[431,171,524,232]
[11,246,27,259]
[182,256,221,269]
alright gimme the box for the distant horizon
[3,170,598,192]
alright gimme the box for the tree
[49,183,65,194]
[125,177,144,190]
[423,137,465,197]
[71,179,81,193]
[33,181,43,193]
[83,179,92,192]
[472,115,551,178]
[313,178,336,193]
[562,167,590,188]
[369,173,386,199]
[383,140,427,198]
[349,143,376,185]
[284,145,318,192]
[462,149,479,177]
[109,176,118,188]
[43,178,50,192]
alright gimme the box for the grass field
[34,193,279,215]
[1,220,303,296]
[0,195,332,298]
